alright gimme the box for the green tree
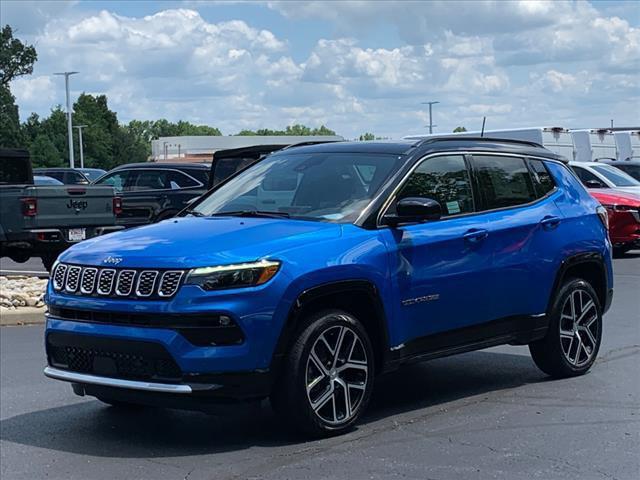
[453,126,467,133]
[359,133,375,141]
[0,25,38,86]
[236,124,336,136]
[29,133,63,167]
[0,85,24,147]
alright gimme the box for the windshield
[192,152,405,222]
[614,164,640,181]
[591,164,640,187]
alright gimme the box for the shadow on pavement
[0,350,545,457]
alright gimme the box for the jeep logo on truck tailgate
[67,199,88,211]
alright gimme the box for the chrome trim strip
[97,268,116,295]
[375,151,561,227]
[43,366,193,393]
[158,270,184,297]
[80,267,98,294]
[115,269,136,296]
[135,270,158,297]
[64,266,82,293]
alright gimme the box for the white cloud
[5,1,639,139]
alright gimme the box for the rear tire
[529,278,602,378]
[271,309,375,437]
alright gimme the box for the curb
[0,307,46,326]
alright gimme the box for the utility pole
[74,125,87,168]
[421,101,440,134]
[54,71,79,168]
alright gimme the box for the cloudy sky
[2,0,639,138]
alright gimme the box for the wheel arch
[272,279,391,376]
[549,252,610,314]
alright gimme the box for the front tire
[271,310,374,437]
[529,278,602,378]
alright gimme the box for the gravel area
[0,276,48,310]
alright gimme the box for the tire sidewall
[287,309,375,436]
[550,278,603,375]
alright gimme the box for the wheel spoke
[577,300,595,325]
[332,326,347,368]
[311,385,334,411]
[581,326,597,349]
[310,350,329,376]
[584,314,597,329]
[573,334,582,365]
[337,361,368,374]
[569,292,577,321]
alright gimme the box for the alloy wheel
[559,289,599,367]
[305,323,369,425]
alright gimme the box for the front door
[383,154,494,346]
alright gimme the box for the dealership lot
[0,254,637,480]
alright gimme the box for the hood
[60,217,342,268]
[589,189,640,206]
[611,186,640,195]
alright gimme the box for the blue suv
[45,138,613,436]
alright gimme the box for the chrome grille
[97,269,116,295]
[136,271,158,297]
[52,264,184,299]
[64,266,82,293]
[52,264,67,291]
[115,270,136,296]
[80,268,97,294]
[158,271,184,297]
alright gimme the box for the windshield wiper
[210,210,290,219]
[184,209,206,217]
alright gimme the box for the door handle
[540,215,561,230]
[463,228,489,243]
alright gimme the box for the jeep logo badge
[103,256,123,265]
[67,199,88,212]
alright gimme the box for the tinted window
[167,171,200,189]
[571,166,605,187]
[528,159,555,197]
[129,170,170,191]
[186,168,209,186]
[212,158,258,187]
[96,171,130,192]
[66,171,89,184]
[395,155,474,217]
[472,155,536,209]
[591,164,640,187]
[614,164,640,181]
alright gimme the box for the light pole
[74,125,87,168]
[421,101,440,134]
[54,71,79,168]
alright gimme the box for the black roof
[111,162,210,170]
[275,137,565,162]
[0,148,30,158]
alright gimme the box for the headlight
[185,260,280,291]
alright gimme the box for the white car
[569,161,640,195]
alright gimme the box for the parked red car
[589,189,640,254]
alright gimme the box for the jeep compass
[44,138,614,436]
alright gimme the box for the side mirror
[585,179,605,189]
[384,197,442,226]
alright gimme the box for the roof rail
[412,136,543,149]
[280,139,344,150]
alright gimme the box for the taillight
[596,205,609,231]
[113,196,123,215]
[21,197,38,216]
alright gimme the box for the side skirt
[384,314,549,372]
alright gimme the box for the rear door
[469,154,564,318]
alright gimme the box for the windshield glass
[591,164,640,187]
[193,152,405,223]
[615,164,640,181]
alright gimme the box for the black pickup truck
[0,148,122,271]
[92,163,210,227]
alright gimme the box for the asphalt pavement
[1,254,638,480]
[0,257,48,277]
